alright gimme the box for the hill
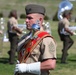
[0,0,76,19]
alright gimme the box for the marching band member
[14,4,57,75]
[7,10,22,64]
[58,0,75,64]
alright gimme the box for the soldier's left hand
[14,62,41,74]
[15,63,27,73]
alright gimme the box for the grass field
[0,0,76,75]
[0,19,76,75]
[0,0,76,19]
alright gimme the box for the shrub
[52,11,58,21]
[0,12,3,18]
[20,13,26,19]
[44,15,49,20]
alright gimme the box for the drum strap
[18,31,53,63]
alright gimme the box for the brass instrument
[57,0,76,35]
[57,0,73,20]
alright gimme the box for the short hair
[8,10,17,19]
[62,10,72,17]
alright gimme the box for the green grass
[0,0,76,18]
[0,20,76,75]
[0,0,76,75]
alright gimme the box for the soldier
[14,4,56,75]
[58,10,75,64]
[7,10,22,64]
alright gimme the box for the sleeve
[64,20,70,28]
[12,18,18,27]
[8,19,18,34]
[41,37,56,60]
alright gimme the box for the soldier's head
[25,4,45,30]
[62,10,72,19]
[8,10,17,19]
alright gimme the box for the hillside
[0,0,76,19]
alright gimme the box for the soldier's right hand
[73,32,76,35]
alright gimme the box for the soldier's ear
[39,18,42,21]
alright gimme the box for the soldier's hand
[14,62,41,74]
[73,32,76,35]
[14,63,27,73]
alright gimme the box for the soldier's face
[25,13,40,30]
[67,13,72,20]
